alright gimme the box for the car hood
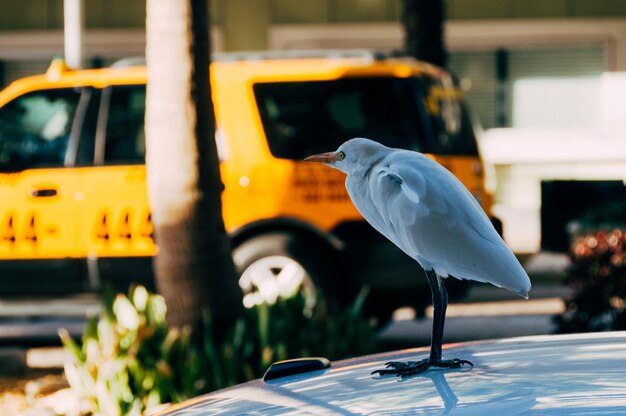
[160,331,626,415]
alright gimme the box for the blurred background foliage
[555,226,626,333]
[59,285,374,415]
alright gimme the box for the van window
[253,77,478,159]
[0,89,81,170]
[417,76,479,155]
[99,85,146,164]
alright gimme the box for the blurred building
[3,1,626,125]
[1,1,625,118]
[2,0,626,254]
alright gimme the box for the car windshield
[253,76,478,159]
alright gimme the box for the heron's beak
[304,152,337,163]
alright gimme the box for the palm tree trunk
[145,0,242,333]
[403,0,447,68]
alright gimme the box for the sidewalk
[378,312,558,350]
[377,280,569,349]
[0,279,570,368]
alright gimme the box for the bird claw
[434,358,473,369]
[383,360,423,369]
[372,358,473,377]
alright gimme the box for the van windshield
[253,76,478,159]
[0,88,81,171]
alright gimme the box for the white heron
[305,138,531,376]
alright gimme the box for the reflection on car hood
[160,332,626,415]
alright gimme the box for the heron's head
[304,138,388,175]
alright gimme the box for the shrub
[60,286,374,415]
[554,228,626,333]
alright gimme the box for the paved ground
[0,284,570,371]
[0,296,96,346]
[0,252,570,371]
[377,281,568,349]
[0,283,568,343]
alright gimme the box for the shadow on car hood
[160,331,626,415]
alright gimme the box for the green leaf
[147,294,167,326]
[59,328,85,362]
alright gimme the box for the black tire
[232,232,346,309]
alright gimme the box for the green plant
[555,228,626,333]
[60,285,374,415]
[60,286,201,415]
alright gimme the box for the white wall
[269,19,626,70]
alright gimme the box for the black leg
[426,269,445,362]
[372,269,472,377]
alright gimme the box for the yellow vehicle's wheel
[232,232,345,312]
[238,255,316,309]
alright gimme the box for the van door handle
[28,188,58,198]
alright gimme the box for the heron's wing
[368,154,492,260]
[369,155,464,224]
[368,160,434,257]
[369,154,530,296]
[389,156,495,237]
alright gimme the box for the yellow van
[0,51,491,318]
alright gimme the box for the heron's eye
[337,151,346,160]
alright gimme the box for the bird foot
[372,358,473,377]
